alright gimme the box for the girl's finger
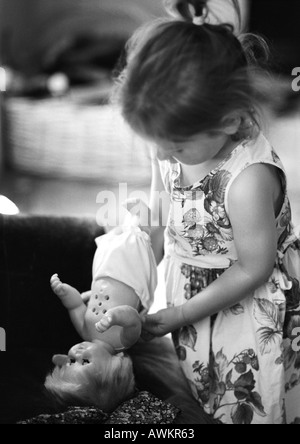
[143,314,160,326]
[140,314,147,324]
[141,329,156,342]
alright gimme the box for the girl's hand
[141,306,185,340]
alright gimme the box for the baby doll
[45,200,157,412]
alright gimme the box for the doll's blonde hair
[45,353,135,412]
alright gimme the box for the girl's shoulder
[223,132,287,215]
[224,132,285,175]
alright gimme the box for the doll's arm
[81,290,92,304]
[96,306,142,349]
[50,274,87,337]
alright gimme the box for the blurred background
[0,0,299,223]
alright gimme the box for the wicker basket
[5,95,151,184]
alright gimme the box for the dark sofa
[0,214,216,424]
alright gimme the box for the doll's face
[52,341,122,377]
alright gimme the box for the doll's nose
[52,355,70,367]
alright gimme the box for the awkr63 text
[104,428,195,441]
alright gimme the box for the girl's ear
[221,113,242,135]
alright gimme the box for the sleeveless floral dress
[159,133,300,424]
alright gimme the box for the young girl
[116,0,300,424]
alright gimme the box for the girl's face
[52,340,121,377]
[154,131,232,166]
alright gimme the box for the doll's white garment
[92,226,157,313]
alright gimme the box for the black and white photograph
[0,0,300,427]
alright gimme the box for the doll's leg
[95,306,142,348]
[50,274,85,310]
[50,274,87,337]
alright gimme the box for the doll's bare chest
[84,277,140,347]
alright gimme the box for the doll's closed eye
[68,359,90,367]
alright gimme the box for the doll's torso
[84,277,141,350]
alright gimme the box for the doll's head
[45,340,135,412]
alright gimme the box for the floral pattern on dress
[282,274,300,393]
[253,298,285,357]
[180,264,226,299]
[176,230,300,423]
[174,170,233,257]
[175,265,289,423]
[189,349,266,424]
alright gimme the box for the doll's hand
[141,306,185,340]
[95,314,113,333]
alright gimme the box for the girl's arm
[143,164,282,336]
[149,150,170,265]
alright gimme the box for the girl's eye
[82,359,90,365]
[174,148,183,154]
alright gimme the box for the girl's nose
[156,146,171,162]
